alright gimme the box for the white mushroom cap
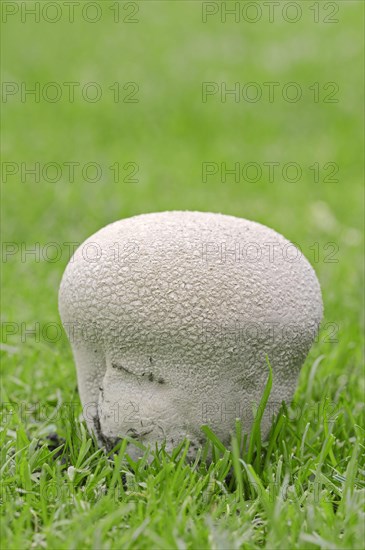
[59,211,323,458]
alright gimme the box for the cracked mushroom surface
[59,211,323,459]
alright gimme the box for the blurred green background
[1,1,364,382]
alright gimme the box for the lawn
[1,1,364,548]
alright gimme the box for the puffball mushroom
[59,211,323,459]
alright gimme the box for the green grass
[1,1,364,548]
[1,354,364,548]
